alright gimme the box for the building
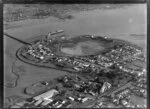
[47,30,65,40]
[33,89,59,101]
[100,82,111,93]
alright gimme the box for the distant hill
[4,0,146,3]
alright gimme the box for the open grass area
[61,41,105,56]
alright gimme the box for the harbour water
[4,4,147,49]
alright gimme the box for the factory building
[33,89,59,101]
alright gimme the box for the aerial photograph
[3,3,147,108]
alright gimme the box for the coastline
[16,34,143,70]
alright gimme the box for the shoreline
[16,35,143,70]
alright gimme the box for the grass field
[61,41,105,56]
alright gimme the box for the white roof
[33,89,58,101]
